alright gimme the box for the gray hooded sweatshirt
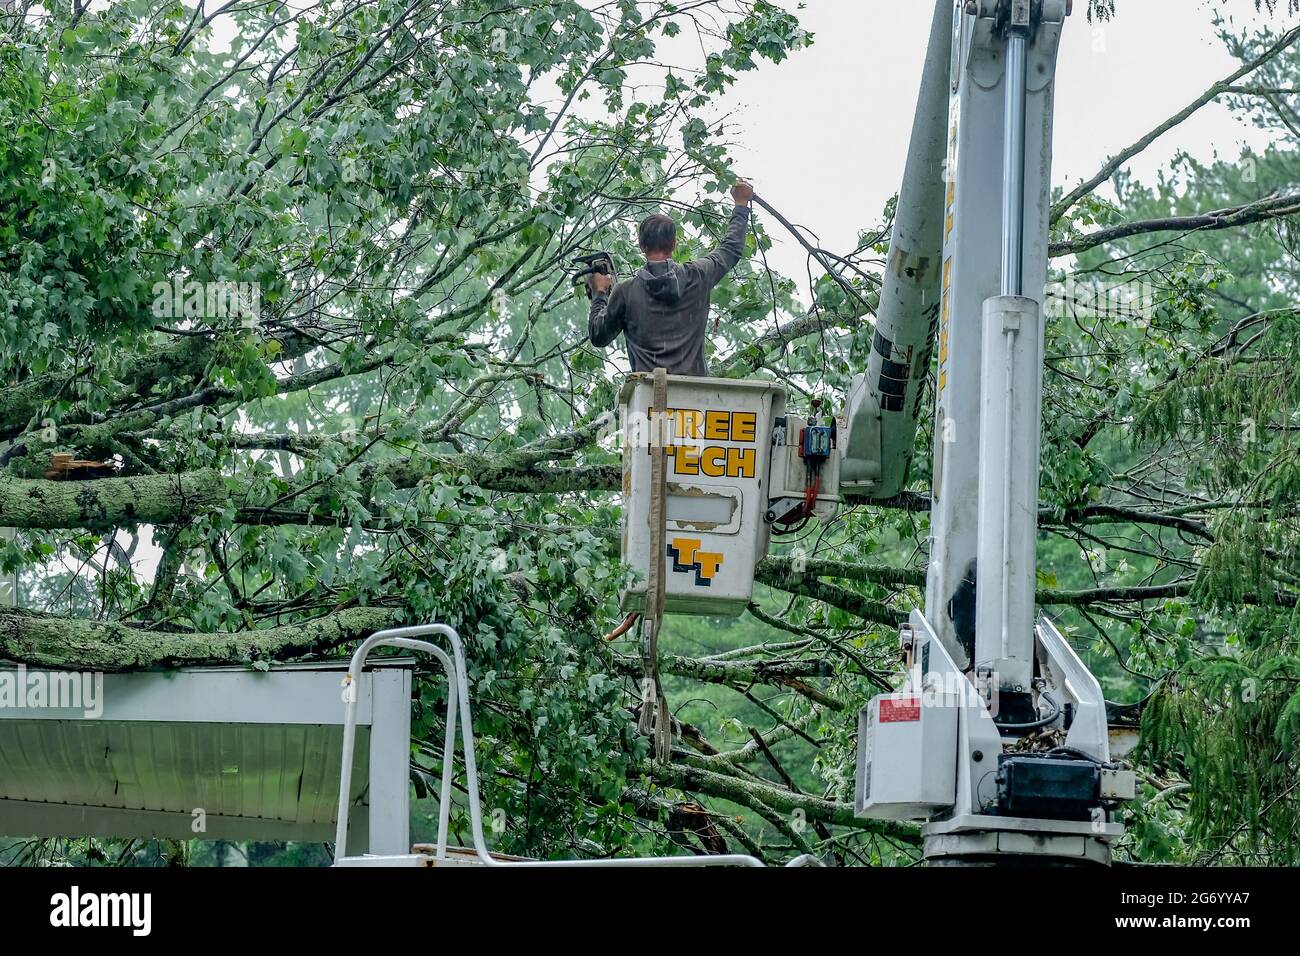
[588,205,750,376]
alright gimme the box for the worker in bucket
[587,180,754,376]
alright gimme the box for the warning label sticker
[879,697,921,722]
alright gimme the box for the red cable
[804,474,821,516]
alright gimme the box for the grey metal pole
[1000,32,1027,297]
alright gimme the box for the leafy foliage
[1,0,1299,866]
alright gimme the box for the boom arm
[844,0,1067,669]
[840,0,951,501]
[850,0,1137,866]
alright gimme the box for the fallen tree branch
[0,457,621,531]
[0,604,395,670]
[754,567,906,627]
[612,651,841,707]
[648,759,921,842]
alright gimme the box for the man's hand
[589,271,613,295]
[731,179,754,207]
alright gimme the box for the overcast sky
[200,0,1295,288]
[721,0,1295,286]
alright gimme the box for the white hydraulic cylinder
[974,295,1043,693]
[925,1,1066,665]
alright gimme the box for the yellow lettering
[675,446,700,476]
[726,447,755,478]
[673,408,703,439]
[704,410,730,441]
[731,411,757,443]
[940,256,953,369]
[671,538,700,568]
[701,447,727,478]
[695,552,724,580]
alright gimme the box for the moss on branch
[0,605,396,670]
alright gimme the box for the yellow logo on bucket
[667,537,724,586]
[646,408,759,479]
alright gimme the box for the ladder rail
[334,628,459,857]
[335,623,820,867]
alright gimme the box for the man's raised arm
[693,180,754,289]
[587,271,624,348]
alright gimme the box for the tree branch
[1050,24,1300,224]
[1050,192,1300,258]
[649,760,920,842]
[0,604,394,670]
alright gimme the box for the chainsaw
[571,251,615,300]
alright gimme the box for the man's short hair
[638,214,677,254]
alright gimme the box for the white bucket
[618,373,786,616]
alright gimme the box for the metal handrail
[334,627,460,857]
[334,623,821,867]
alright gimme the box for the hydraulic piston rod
[1001,26,1027,296]
[975,0,1044,700]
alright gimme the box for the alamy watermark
[1044,276,1156,324]
[151,277,261,327]
[0,665,104,719]
[50,886,151,936]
